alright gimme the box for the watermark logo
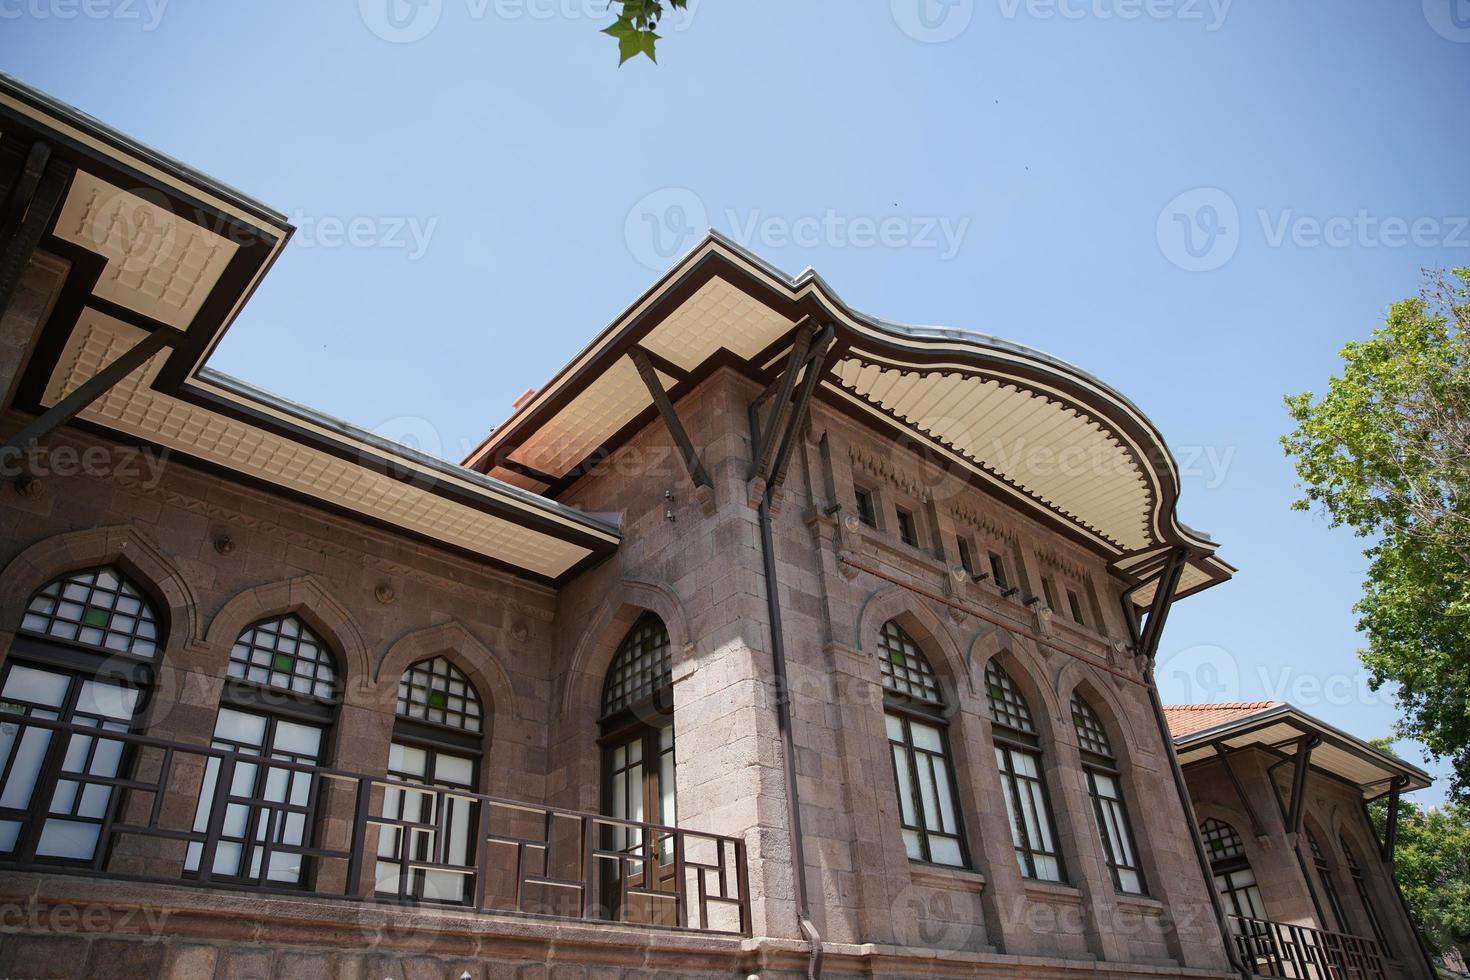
[1157,187,1239,272]
[995,0,1231,31]
[361,0,699,43]
[285,209,438,261]
[892,0,975,42]
[625,188,709,271]
[1424,0,1470,42]
[1159,187,1470,271]
[624,188,972,271]
[1157,643,1240,703]
[0,0,169,30]
[360,0,442,42]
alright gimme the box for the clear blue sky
[5,1,1467,802]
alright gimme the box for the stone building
[0,74,1435,978]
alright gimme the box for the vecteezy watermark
[359,0,700,43]
[1423,0,1470,42]
[0,0,168,30]
[1156,188,1240,273]
[285,209,438,261]
[996,0,1231,30]
[624,188,971,271]
[1156,643,1397,708]
[1158,187,1470,272]
[891,0,975,42]
[0,444,169,490]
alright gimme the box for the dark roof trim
[1173,703,1432,791]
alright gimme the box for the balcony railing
[0,714,750,937]
[1230,915,1388,980]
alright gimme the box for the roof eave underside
[1174,706,1432,797]
[0,75,619,585]
[467,233,1229,600]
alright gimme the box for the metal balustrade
[1230,915,1389,980]
[0,714,750,936]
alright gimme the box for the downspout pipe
[1143,676,1253,980]
[1126,556,1250,980]
[756,490,823,979]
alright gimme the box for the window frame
[186,614,343,892]
[877,620,969,870]
[985,662,1065,883]
[1341,835,1391,950]
[853,486,878,529]
[0,566,163,871]
[1308,831,1349,934]
[1202,818,1267,922]
[1071,696,1146,895]
[894,506,921,549]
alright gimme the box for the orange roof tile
[1162,701,1281,739]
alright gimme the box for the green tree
[602,0,689,64]
[1367,742,1470,960]
[1283,268,1470,796]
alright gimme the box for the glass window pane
[35,819,100,859]
[0,728,54,808]
[2,666,71,708]
[396,657,483,734]
[929,836,964,867]
[890,743,918,826]
[213,709,267,748]
[21,567,161,658]
[228,616,339,702]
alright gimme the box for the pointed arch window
[1071,694,1145,894]
[1308,830,1349,932]
[599,613,677,925]
[186,614,340,888]
[987,661,1063,881]
[377,656,484,906]
[1,566,161,866]
[879,620,967,868]
[1202,818,1266,923]
[1340,836,1390,950]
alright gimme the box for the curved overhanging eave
[466,233,1230,599]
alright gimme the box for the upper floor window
[895,507,920,548]
[1072,694,1144,894]
[1202,818,1266,923]
[227,615,339,702]
[1308,830,1349,933]
[601,613,672,720]
[187,614,340,888]
[986,661,1063,882]
[378,656,484,906]
[600,614,677,925]
[879,621,966,868]
[2,566,160,867]
[1340,836,1390,950]
[854,486,877,528]
[956,538,976,577]
[397,655,483,734]
[22,566,159,657]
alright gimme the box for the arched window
[376,656,483,905]
[1202,818,1266,923]
[1071,694,1145,894]
[599,613,676,924]
[186,614,339,888]
[1,566,161,865]
[987,661,1063,881]
[1308,829,1348,932]
[878,620,967,868]
[1340,835,1390,950]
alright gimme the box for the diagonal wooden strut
[629,347,715,508]
[0,141,71,325]
[748,323,835,509]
